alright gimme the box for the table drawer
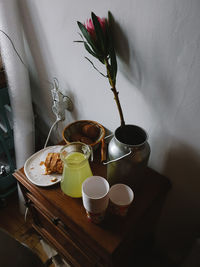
[26,192,106,266]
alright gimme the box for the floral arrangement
[76,12,125,127]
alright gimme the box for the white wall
[19,0,200,261]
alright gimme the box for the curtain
[0,0,35,212]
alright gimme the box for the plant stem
[111,86,125,127]
[105,58,125,127]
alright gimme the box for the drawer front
[26,193,107,267]
[31,201,95,267]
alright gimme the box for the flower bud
[84,17,106,41]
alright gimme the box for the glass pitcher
[60,142,93,198]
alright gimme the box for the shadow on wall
[19,0,57,109]
[156,140,200,264]
[19,1,78,143]
[110,14,142,89]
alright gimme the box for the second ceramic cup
[109,183,134,216]
[82,176,110,223]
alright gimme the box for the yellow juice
[61,152,93,198]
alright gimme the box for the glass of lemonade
[60,142,93,198]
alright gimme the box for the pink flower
[85,17,106,41]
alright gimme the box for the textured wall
[19,0,200,261]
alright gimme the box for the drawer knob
[24,199,31,207]
[51,217,60,225]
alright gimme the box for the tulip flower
[76,12,125,127]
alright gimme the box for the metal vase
[106,125,150,191]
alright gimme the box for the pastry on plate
[44,153,63,174]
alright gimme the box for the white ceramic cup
[109,184,134,216]
[82,176,110,223]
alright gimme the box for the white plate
[24,145,64,187]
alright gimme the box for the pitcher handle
[90,146,93,162]
[100,138,107,162]
[104,133,114,140]
[103,149,132,165]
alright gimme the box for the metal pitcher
[105,125,150,191]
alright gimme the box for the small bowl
[62,120,105,150]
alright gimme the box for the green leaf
[77,21,100,55]
[77,31,103,59]
[104,37,117,80]
[105,20,117,81]
[84,42,105,62]
[85,57,107,77]
[109,43,117,81]
[91,12,106,55]
[84,42,101,60]
[108,11,114,26]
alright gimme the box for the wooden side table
[13,157,171,267]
